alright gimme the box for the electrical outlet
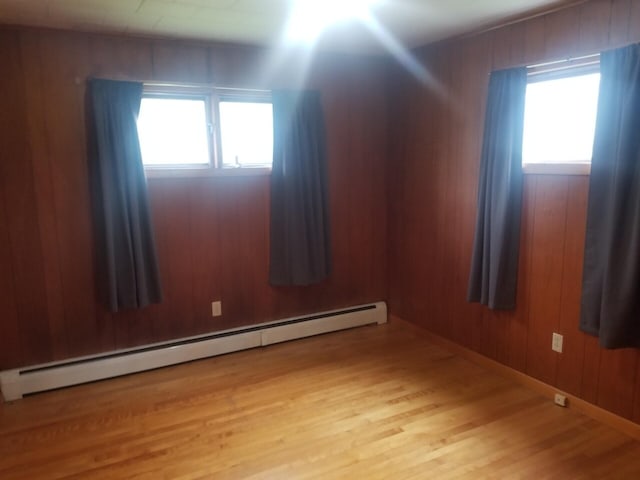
[211,301,222,317]
[552,332,563,353]
[554,393,568,407]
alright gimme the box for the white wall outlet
[554,393,568,407]
[552,332,563,353]
[211,301,222,317]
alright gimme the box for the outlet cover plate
[552,332,563,353]
[554,393,568,407]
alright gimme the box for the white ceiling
[0,0,571,53]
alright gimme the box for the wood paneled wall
[0,27,388,370]
[2,0,639,429]
[388,0,640,424]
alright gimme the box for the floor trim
[391,314,640,441]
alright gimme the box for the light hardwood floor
[1,320,639,479]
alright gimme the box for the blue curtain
[87,79,162,312]
[580,44,640,348]
[467,67,527,309]
[269,90,331,286]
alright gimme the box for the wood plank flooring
[1,320,639,479]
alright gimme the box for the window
[137,96,211,168]
[136,86,273,173]
[219,101,273,168]
[522,64,600,174]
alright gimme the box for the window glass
[137,97,210,167]
[219,101,273,168]
[522,72,600,165]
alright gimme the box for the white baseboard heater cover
[0,301,386,402]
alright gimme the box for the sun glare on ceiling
[286,0,381,43]
[280,0,437,90]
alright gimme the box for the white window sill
[523,162,591,175]
[145,166,271,179]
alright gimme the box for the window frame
[139,89,215,173]
[522,57,600,176]
[214,89,273,170]
[139,84,273,177]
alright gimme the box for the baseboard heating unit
[0,301,386,402]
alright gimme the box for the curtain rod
[78,76,270,93]
[144,81,271,93]
[488,51,600,77]
[526,52,600,77]
[527,52,600,70]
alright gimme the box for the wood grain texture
[506,176,536,373]
[388,0,640,427]
[0,29,52,366]
[597,349,639,418]
[0,182,21,369]
[393,315,640,442]
[1,322,639,479]
[581,336,603,403]
[578,0,612,52]
[608,0,632,47]
[544,7,581,59]
[37,30,114,359]
[0,27,387,369]
[2,0,640,438]
[635,354,640,423]
[556,176,589,396]
[18,31,69,362]
[525,175,569,386]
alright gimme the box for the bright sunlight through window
[219,101,273,168]
[137,97,210,167]
[522,72,600,166]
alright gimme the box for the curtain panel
[87,78,162,312]
[580,44,640,349]
[269,90,331,286]
[467,67,527,310]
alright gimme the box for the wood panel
[149,180,196,343]
[151,41,211,83]
[0,30,52,366]
[345,58,389,306]
[1,322,639,478]
[608,0,631,47]
[36,31,114,359]
[556,176,589,396]
[216,176,270,325]
[578,0,612,53]
[0,27,388,370]
[474,43,502,365]
[525,175,569,386]
[543,7,581,59]
[2,0,639,435]
[87,35,154,80]
[389,0,640,426]
[581,336,603,403]
[635,354,640,423]
[597,349,639,418]
[188,177,224,335]
[0,182,21,368]
[630,0,640,42]
[0,33,23,369]
[506,176,535,373]
[18,31,69,362]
